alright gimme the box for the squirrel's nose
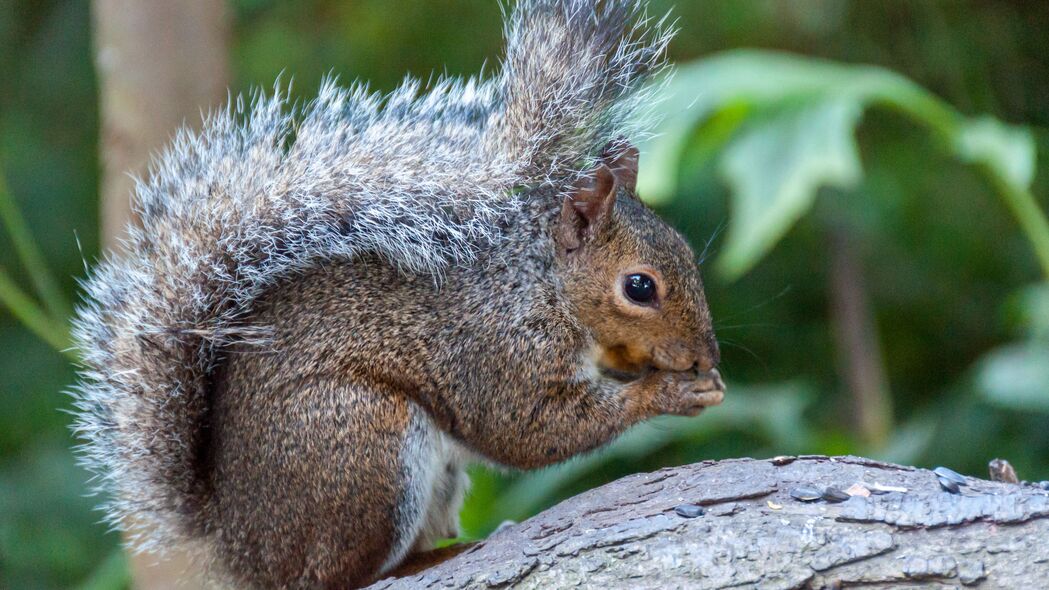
[693,333,720,372]
[692,358,715,373]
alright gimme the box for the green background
[2,1,1048,588]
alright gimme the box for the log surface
[370,456,1049,589]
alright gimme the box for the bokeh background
[2,1,1048,588]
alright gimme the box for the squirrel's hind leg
[208,376,445,589]
[378,411,471,574]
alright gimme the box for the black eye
[623,273,657,304]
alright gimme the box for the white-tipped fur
[70,0,671,556]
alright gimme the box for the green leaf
[639,50,916,205]
[717,99,863,277]
[640,49,1047,280]
[640,102,750,205]
[954,116,1036,190]
[955,125,1049,277]
[0,165,71,320]
[976,342,1049,413]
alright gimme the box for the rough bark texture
[371,456,1049,589]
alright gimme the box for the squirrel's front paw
[658,369,725,417]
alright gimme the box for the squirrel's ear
[556,164,617,252]
[602,142,639,196]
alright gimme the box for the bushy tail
[71,0,670,553]
[489,0,672,182]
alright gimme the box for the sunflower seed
[934,466,967,486]
[674,503,705,518]
[938,476,961,494]
[790,487,822,502]
[822,487,850,503]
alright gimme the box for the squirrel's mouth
[599,365,649,383]
[596,342,699,378]
[595,343,725,389]
[596,343,652,382]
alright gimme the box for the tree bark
[372,456,1049,589]
[91,1,229,587]
[93,0,229,250]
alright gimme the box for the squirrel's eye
[623,273,657,305]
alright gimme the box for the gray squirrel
[70,0,724,587]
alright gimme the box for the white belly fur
[378,405,472,574]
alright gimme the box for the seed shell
[790,486,822,502]
[674,503,705,518]
[822,487,850,503]
[934,466,967,486]
[938,476,961,494]
[867,482,908,494]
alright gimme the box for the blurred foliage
[1,0,1048,587]
[639,50,1044,278]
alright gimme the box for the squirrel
[70,0,724,588]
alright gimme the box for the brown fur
[204,149,721,588]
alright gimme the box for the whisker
[716,363,730,382]
[713,322,779,331]
[713,285,793,324]
[717,338,766,370]
[697,219,726,266]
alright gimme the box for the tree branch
[372,456,1049,589]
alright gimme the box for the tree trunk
[371,456,1049,589]
[93,0,229,249]
[91,1,229,587]
[828,227,893,449]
